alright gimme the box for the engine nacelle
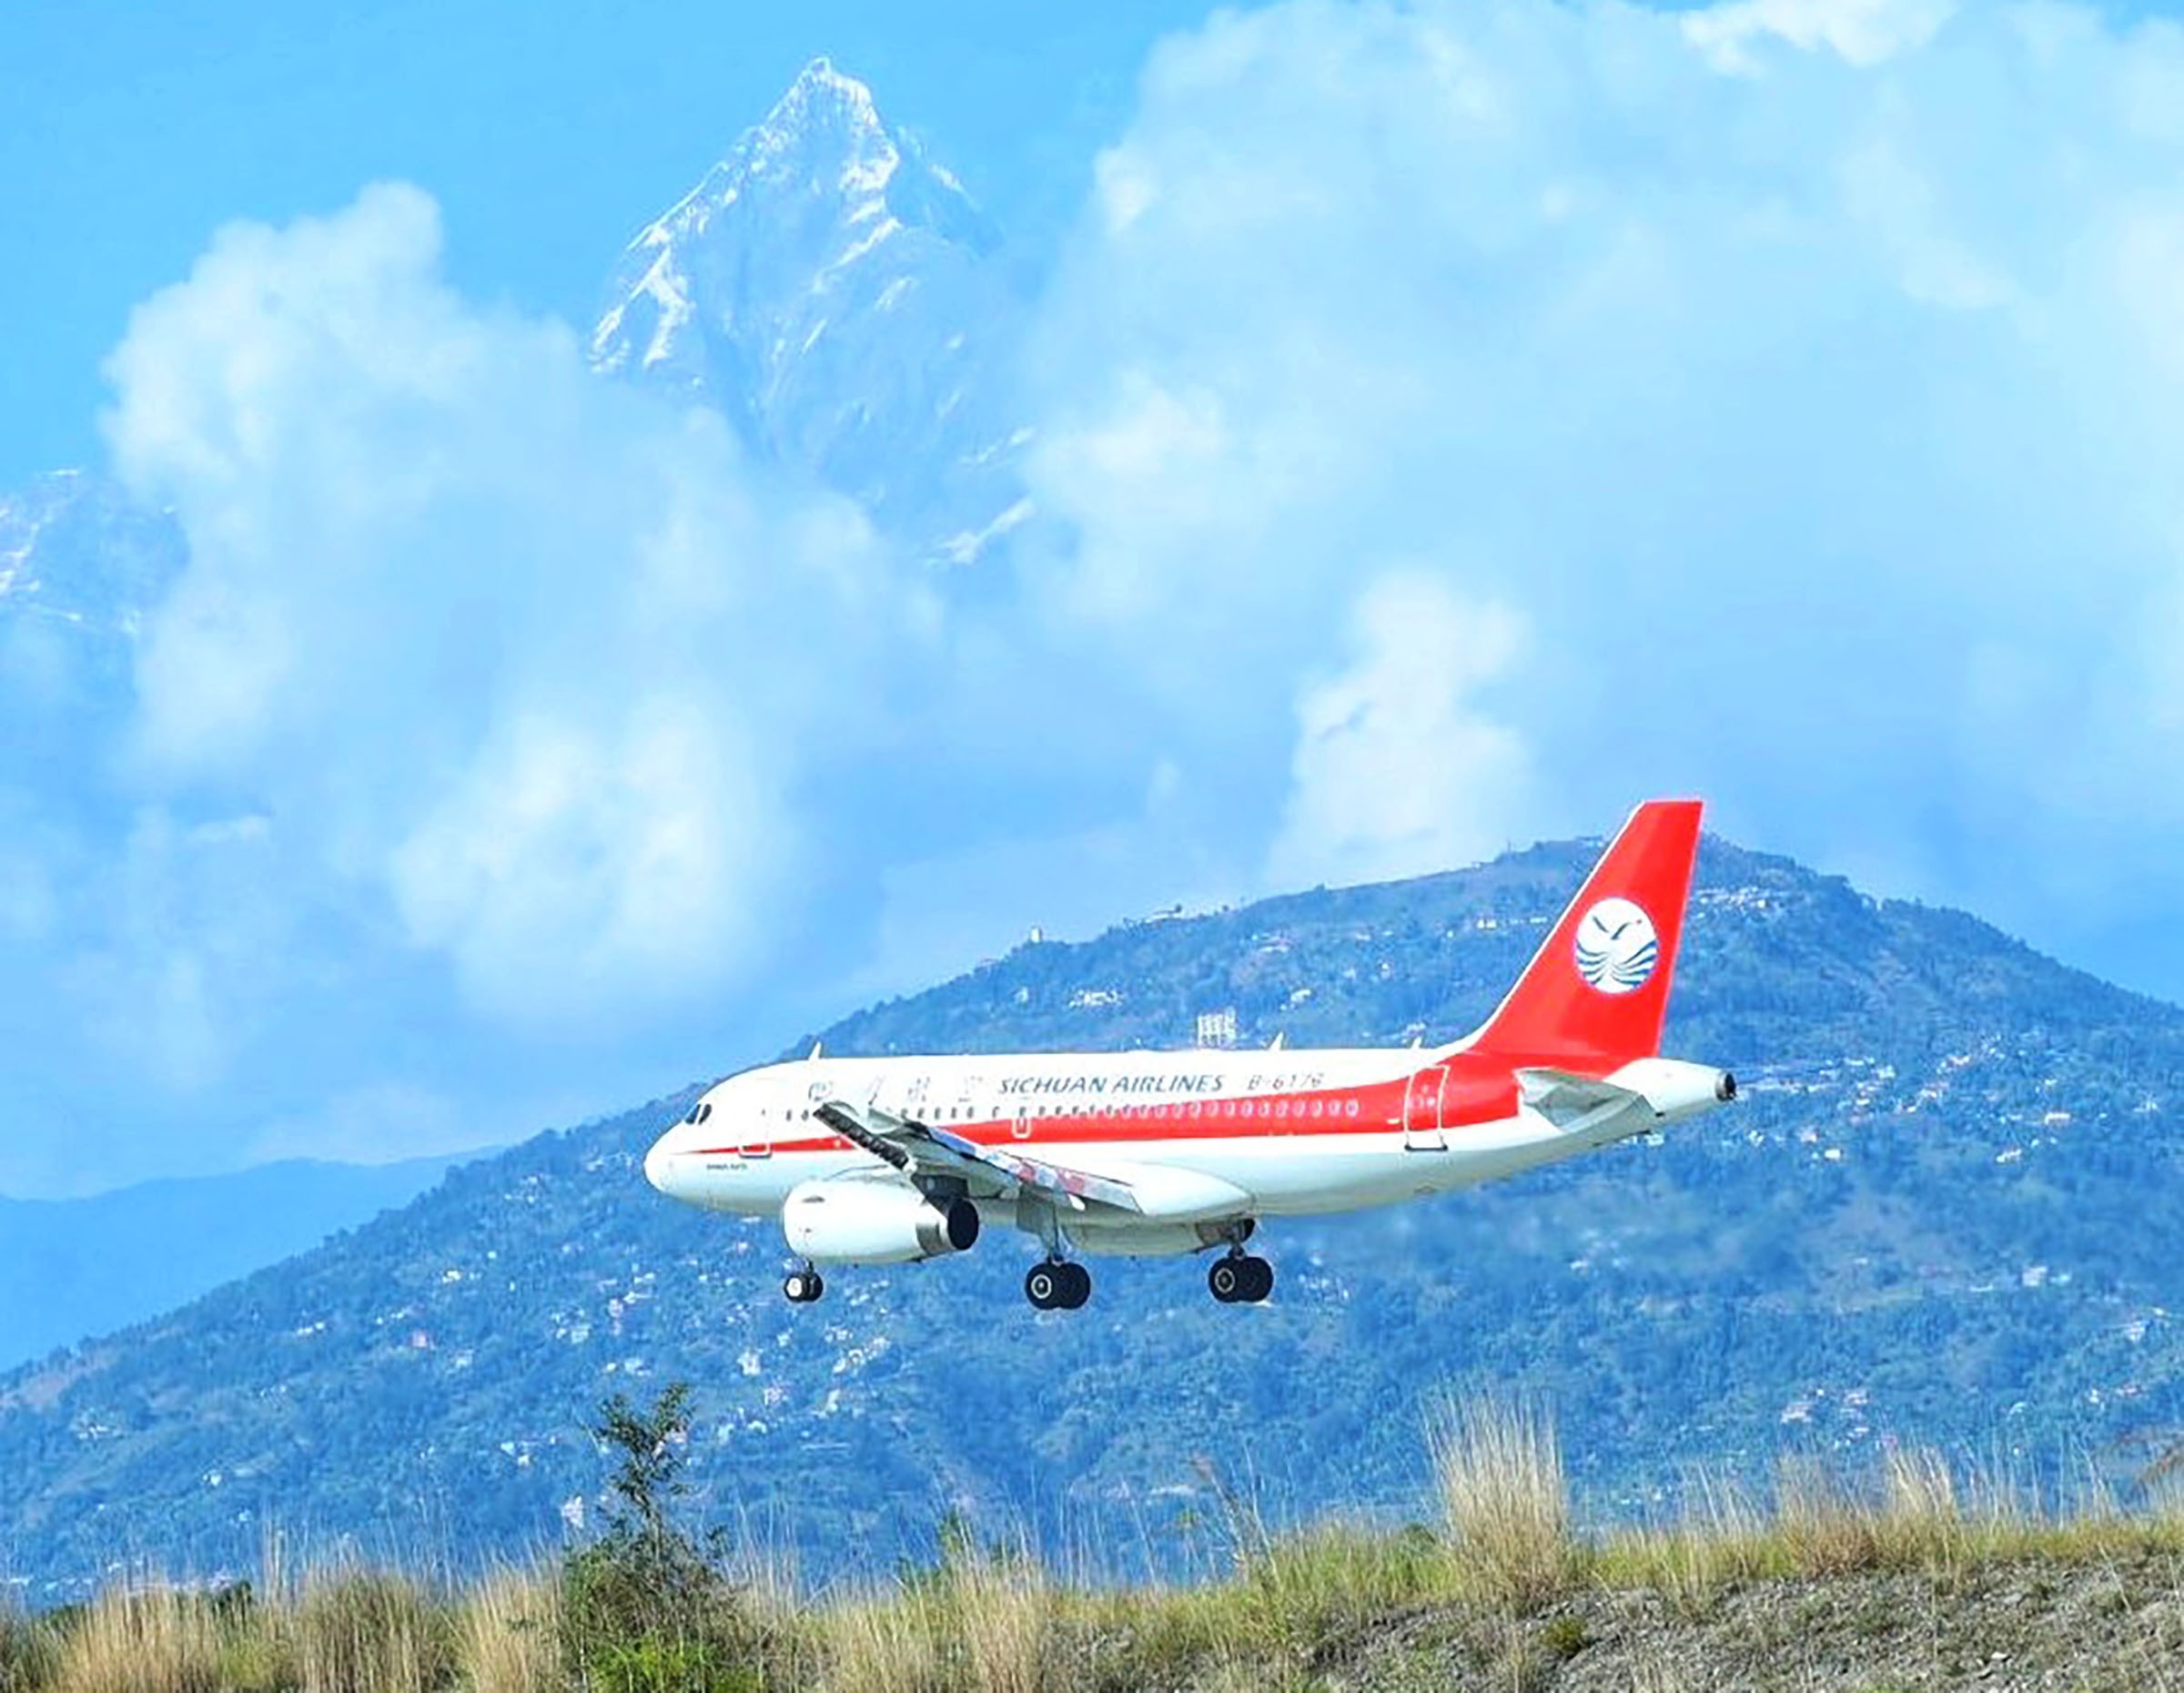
[782,1181,981,1265]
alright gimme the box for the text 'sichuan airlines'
[645,799,1736,1309]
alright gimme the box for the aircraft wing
[814,1100,1144,1214]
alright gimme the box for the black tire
[1058,1262,1092,1309]
[805,1270,825,1303]
[1208,1257,1243,1303]
[1241,1256,1274,1303]
[1025,1262,1061,1310]
[784,1269,824,1304]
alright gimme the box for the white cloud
[389,694,783,1016]
[25,0,2184,1189]
[1684,0,1956,73]
[1268,574,1531,889]
[1020,0,2184,977]
[100,184,907,1031]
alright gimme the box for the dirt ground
[1329,1551,2184,1693]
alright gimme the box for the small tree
[595,1383,700,1558]
[565,1381,734,1680]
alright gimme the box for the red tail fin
[1467,799,1704,1066]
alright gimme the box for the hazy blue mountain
[0,836,2175,1599]
[0,1155,464,1374]
[589,58,1032,564]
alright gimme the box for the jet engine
[782,1180,981,1264]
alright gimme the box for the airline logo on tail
[1574,897,1659,995]
[1470,797,1702,1064]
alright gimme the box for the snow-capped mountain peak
[0,471,183,642]
[590,59,1027,563]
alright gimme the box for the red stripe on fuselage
[690,1062,1530,1160]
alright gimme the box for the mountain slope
[0,836,2176,1597]
[589,58,1030,563]
[0,1155,465,1374]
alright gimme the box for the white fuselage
[642,1043,1728,1256]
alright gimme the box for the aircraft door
[1403,1066,1451,1151]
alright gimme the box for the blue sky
[12,0,2184,1196]
[0,0,1203,482]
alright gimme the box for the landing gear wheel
[784,1267,825,1304]
[1209,1253,1273,1303]
[1026,1260,1089,1311]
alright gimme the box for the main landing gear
[1208,1251,1274,1304]
[783,1262,825,1304]
[1025,1259,1091,1311]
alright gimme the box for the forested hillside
[0,836,2177,1597]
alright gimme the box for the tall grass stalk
[819,1584,944,1693]
[50,1586,220,1693]
[0,1599,56,1693]
[1429,1394,1574,1613]
[947,1546,1050,1693]
[451,1565,561,1693]
[295,1566,446,1693]
[1601,1471,1777,1616]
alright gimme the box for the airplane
[643,798,1736,1309]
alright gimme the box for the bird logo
[1574,897,1658,995]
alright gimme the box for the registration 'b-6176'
[643,800,1736,1310]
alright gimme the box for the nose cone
[643,1132,674,1194]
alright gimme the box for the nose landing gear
[1025,1259,1091,1311]
[1208,1251,1274,1304]
[783,1263,825,1303]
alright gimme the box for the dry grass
[949,1548,1051,1693]
[1598,1472,1781,1617]
[13,1440,2184,1693]
[1430,1394,1576,1613]
[451,1566,561,1693]
[0,1602,56,1693]
[819,1582,945,1693]
[816,1546,1055,1693]
[295,1567,447,1693]
[49,1587,221,1693]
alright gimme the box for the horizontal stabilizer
[1515,1067,1643,1128]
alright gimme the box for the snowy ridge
[589,58,1032,563]
[0,471,184,643]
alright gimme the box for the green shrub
[561,1383,794,1690]
[582,1636,763,1693]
